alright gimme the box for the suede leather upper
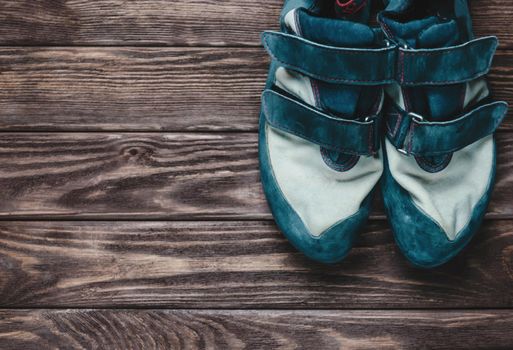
[379,0,508,268]
[258,0,507,267]
[259,0,385,263]
[395,36,498,85]
[262,31,397,85]
[381,141,496,268]
[259,115,371,264]
[262,31,498,86]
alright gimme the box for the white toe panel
[267,125,383,236]
[386,136,494,240]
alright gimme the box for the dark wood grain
[471,0,513,49]
[0,133,267,219]
[0,0,282,47]
[0,0,511,48]
[0,0,511,345]
[0,48,511,132]
[1,309,513,350]
[490,51,513,116]
[0,132,512,220]
[0,220,512,308]
[0,47,268,132]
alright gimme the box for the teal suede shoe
[259,0,390,263]
[378,0,508,268]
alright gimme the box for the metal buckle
[408,111,424,123]
[364,115,379,155]
[397,112,424,155]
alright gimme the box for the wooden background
[0,1,512,349]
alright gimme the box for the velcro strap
[385,101,508,156]
[262,31,396,85]
[262,31,498,86]
[262,90,380,156]
[397,36,499,86]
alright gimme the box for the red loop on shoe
[336,0,367,15]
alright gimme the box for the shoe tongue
[285,4,379,119]
[292,1,375,48]
[384,16,461,49]
[416,20,460,48]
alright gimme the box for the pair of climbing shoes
[259,0,508,268]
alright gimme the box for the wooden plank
[1,310,513,350]
[0,47,268,132]
[0,0,511,48]
[0,0,281,47]
[0,133,266,219]
[0,48,511,132]
[489,51,513,119]
[0,132,512,220]
[0,220,512,308]
[471,0,513,49]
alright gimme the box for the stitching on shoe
[386,113,402,138]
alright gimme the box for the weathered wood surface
[0,1,512,348]
[0,133,266,219]
[0,0,511,48]
[0,132,512,220]
[0,220,512,308]
[0,48,511,132]
[1,309,513,350]
[0,48,268,132]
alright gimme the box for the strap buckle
[364,115,381,156]
[262,90,382,156]
[397,112,424,155]
[388,101,508,157]
[408,111,425,123]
